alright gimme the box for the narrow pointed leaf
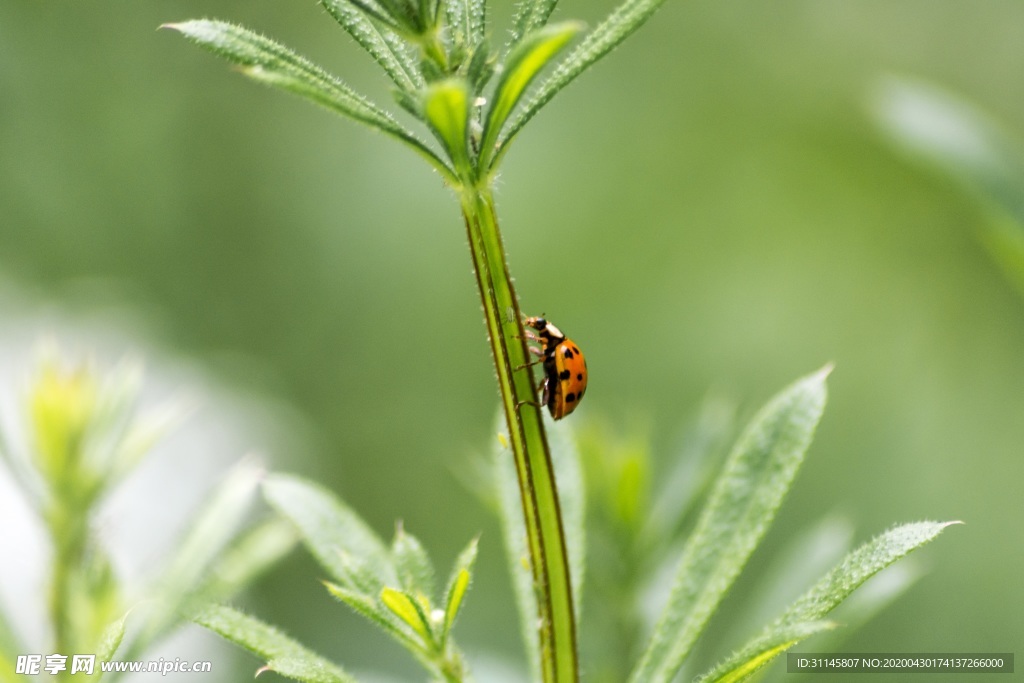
[445,570,470,634]
[774,521,956,628]
[195,605,359,683]
[424,79,471,170]
[124,461,262,658]
[645,396,735,544]
[873,78,1024,217]
[465,39,496,91]
[97,612,129,662]
[321,0,423,92]
[720,516,854,648]
[445,0,485,51]
[333,548,391,597]
[392,525,436,598]
[494,411,584,681]
[165,463,263,583]
[630,367,830,683]
[497,0,670,164]
[381,587,432,642]
[347,0,403,29]
[109,400,184,486]
[324,582,420,650]
[479,22,582,170]
[695,621,838,683]
[697,521,956,683]
[872,78,1024,296]
[198,518,299,603]
[263,474,397,588]
[814,560,921,650]
[742,565,926,683]
[509,0,561,48]
[442,537,478,639]
[165,20,455,183]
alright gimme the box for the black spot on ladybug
[565,393,576,403]
[559,369,571,380]
[577,373,583,381]
[572,346,580,354]
[563,348,574,359]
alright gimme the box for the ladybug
[524,316,588,420]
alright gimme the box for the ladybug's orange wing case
[549,340,587,419]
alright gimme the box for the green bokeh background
[2,0,1023,679]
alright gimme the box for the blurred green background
[2,0,1023,679]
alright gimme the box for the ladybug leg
[539,375,551,407]
[514,345,545,371]
[514,376,549,413]
[514,355,545,371]
[514,330,542,343]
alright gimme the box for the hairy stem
[459,184,578,682]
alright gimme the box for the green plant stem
[47,500,86,681]
[458,184,578,682]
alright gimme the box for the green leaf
[509,0,560,47]
[124,461,262,658]
[333,548,392,598]
[872,78,1024,217]
[821,560,922,644]
[722,516,854,647]
[773,521,956,629]
[380,587,433,642]
[392,524,436,599]
[96,612,129,663]
[324,581,419,649]
[695,621,838,683]
[479,21,582,171]
[697,521,957,683]
[497,0,670,164]
[645,396,735,543]
[195,605,359,683]
[108,399,183,485]
[872,77,1024,297]
[165,20,456,184]
[320,0,423,93]
[198,518,299,603]
[465,38,496,92]
[423,79,471,172]
[629,367,831,683]
[445,0,485,52]
[163,462,262,588]
[494,411,584,682]
[263,474,397,589]
[746,564,923,683]
[346,0,401,28]
[442,537,478,641]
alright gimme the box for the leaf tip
[160,20,203,34]
[816,362,836,381]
